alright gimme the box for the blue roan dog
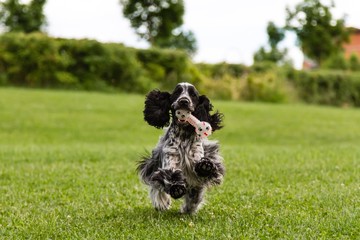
[138,82,225,214]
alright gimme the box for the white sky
[42,0,360,69]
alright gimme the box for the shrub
[196,62,248,79]
[0,33,203,93]
[349,54,360,71]
[322,53,348,70]
[241,71,289,103]
[289,70,360,107]
[202,75,242,100]
[56,39,146,92]
[0,32,64,87]
[201,66,291,103]
[136,47,203,91]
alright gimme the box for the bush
[201,65,291,103]
[322,53,348,70]
[289,70,360,107]
[0,33,202,93]
[0,32,64,87]
[136,48,203,91]
[202,75,242,100]
[349,54,360,71]
[241,71,289,103]
[196,62,248,79]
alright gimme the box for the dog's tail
[137,151,160,185]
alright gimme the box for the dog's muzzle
[172,97,194,111]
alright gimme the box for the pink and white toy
[175,109,212,138]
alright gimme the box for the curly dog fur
[138,82,225,214]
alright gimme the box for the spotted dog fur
[138,82,225,214]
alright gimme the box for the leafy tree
[253,22,288,64]
[286,0,349,66]
[121,0,184,45]
[120,0,197,54]
[267,21,285,49]
[156,29,197,55]
[0,0,47,33]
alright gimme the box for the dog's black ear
[194,95,224,132]
[143,89,171,129]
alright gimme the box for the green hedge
[0,32,200,93]
[196,62,248,79]
[136,48,203,91]
[288,70,360,107]
[2,32,360,108]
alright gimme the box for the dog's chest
[168,137,204,185]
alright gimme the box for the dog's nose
[179,98,190,107]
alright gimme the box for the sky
[42,0,360,69]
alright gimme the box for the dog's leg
[195,141,225,186]
[195,157,217,177]
[149,187,171,211]
[149,139,187,199]
[150,168,187,199]
[181,187,205,214]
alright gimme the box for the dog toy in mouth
[175,109,212,138]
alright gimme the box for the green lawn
[0,88,359,239]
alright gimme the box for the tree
[286,0,349,66]
[253,22,288,64]
[156,29,197,55]
[120,0,197,54]
[0,0,47,33]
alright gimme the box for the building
[343,27,360,59]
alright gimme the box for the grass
[0,88,359,239]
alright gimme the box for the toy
[175,109,212,138]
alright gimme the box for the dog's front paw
[195,158,216,177]
[169,184,186,199]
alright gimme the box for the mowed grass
[0,88,359,239]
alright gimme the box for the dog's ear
[194,95,224,132]
[143,89,171,129]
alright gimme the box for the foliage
[0,0,46,33]
[135,47,202,90]
[199,62,290,103]
[253,47,288,65]
[266,21,285,49]
[253,22,288,64]
[288,69,360,107]
[0,32,201,93]
[0,88,359,238]
[241,70,289,103]
[349,54,360,71]
[286,0,349,66]
[0,32,144,92]
[322,52,360,71]
[2,33,360,108]
[155,28,197,55]
[196,62,248,79]
[121,0,183,45]
[120,0,196,54]
[321,53,348,70]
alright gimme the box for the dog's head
[143,82,223,131]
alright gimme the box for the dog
[138,82,225,214]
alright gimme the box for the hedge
[0,32,200,93]
[288,70,360,107]
[2,32,360,108]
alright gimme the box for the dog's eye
[188,89,198,98]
